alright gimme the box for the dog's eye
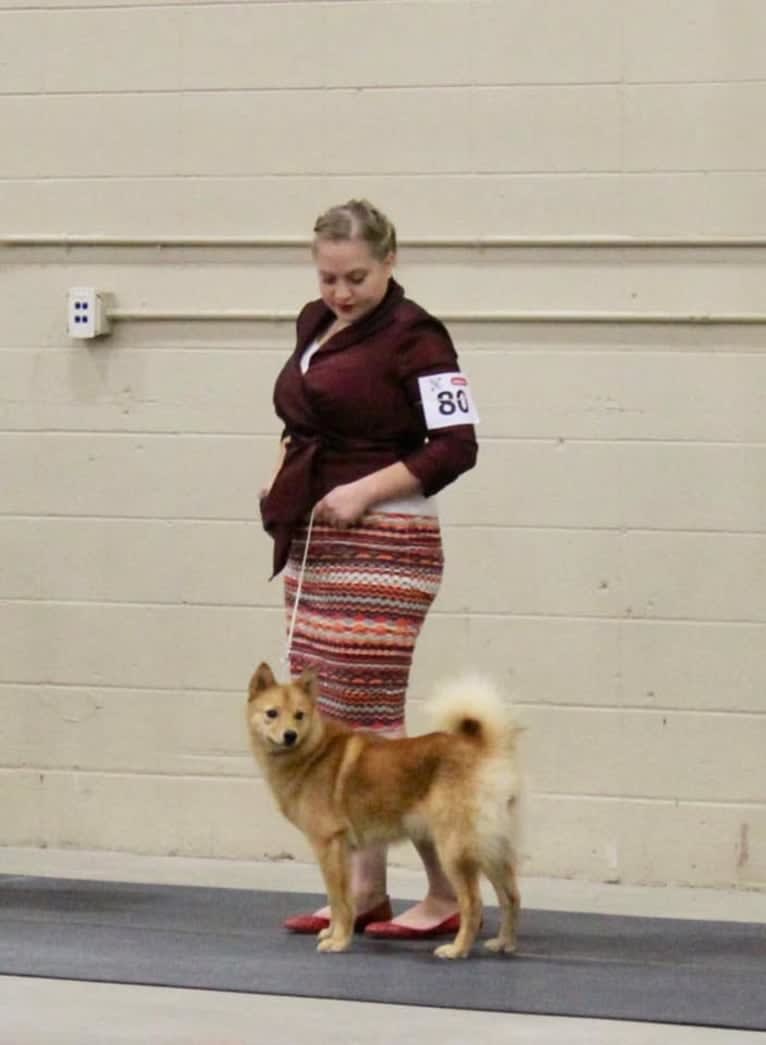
[265,709,278,720]
[295,711,304,721]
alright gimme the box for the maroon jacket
[260,279,478,576]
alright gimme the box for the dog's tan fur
[246,662,523,959]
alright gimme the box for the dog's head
[247,662,319,756]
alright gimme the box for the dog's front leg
[313,835,354,953]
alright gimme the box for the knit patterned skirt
[284,512,443,732]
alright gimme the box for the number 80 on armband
[418,372,480,430]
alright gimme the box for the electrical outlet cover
[67,287,110,339]
[67,287,97,338]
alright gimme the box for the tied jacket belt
[259,430,408,579]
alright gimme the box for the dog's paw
[485,936,517,955]
[317,936,351,954]
[317,926,333,942]
[434,942,469,960]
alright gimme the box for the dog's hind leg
[313,835,355,953]
[433,850,483,960]
[483,851,521,955]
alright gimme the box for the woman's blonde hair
[313,199,397,261]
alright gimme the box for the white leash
[282,507,316,667]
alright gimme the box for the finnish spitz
[246,662,523,959]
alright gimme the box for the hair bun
[313,200,397,260]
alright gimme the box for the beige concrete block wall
[1,0,764,888]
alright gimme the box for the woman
[260,199,479,938]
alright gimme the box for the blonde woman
[260,200,479,939]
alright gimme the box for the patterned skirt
[284,512,444,731]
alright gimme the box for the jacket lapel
[295,279,405,360]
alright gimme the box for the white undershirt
[300,339,437,517]
[299,339,323,375]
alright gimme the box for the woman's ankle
[311,893,387,919]
[353,889,389,912]
[391,896,459,928]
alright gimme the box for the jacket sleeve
[396,320,478,496]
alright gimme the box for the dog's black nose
[283,730,298,746]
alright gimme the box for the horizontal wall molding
[108,308,766,326]
[5,234,764,327]
[4,235,766,250]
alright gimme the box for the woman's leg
[350,843,389,910]
[389,838,458,928]
[290,734,459,928]
[310,843,389,921]
[312,729,393,920]
[320,725,458,928]
[381,725,459,930]
[284,513,455,929]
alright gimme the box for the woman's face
[313,238,394,325]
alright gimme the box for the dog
[246,662,523,959]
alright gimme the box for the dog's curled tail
[426,675,522,755]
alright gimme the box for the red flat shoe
[283,896,393,935]
[364,912,461,939]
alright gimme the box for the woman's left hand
[314,481,370,528]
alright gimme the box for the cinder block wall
[1,0,764,887]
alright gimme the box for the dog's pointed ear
[249,662,276,702]
[296,668,318,703]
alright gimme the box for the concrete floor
[2,847,765,1045]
